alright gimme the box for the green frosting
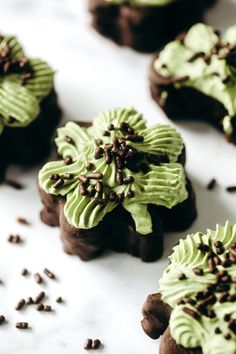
[0,35,54,135]
[154,23,236,136]
[159,221,236,354]
[39,107,188,234]
[104,0,176,6]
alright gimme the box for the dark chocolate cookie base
[38,175,196,262]
[88,0,216,53]
[0,89,62,182]
[150,59,236,144]
[142,293,202,354]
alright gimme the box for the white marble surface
[0,1,236,353]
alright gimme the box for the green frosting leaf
[159,221,236,354]
[0,35,54,135]
[39,108,188,234]
[154,23,236,136]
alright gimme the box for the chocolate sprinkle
[16,322,28,329]
[17,217,29,225]
[91,339,101,350]
[34,292,45,304]
[84,338,93,350]
[207,178,217,190]
[34,273,43,284]
[183,307,199,320]
[0,316,5,325]
[226,186,236,193]
[15,299,25,311]
[44,268,55,280]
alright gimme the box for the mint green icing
[105,0,176,6]
[0,35,54,135]
[39,107,188,234]
[159,221,236,354]
[154,23,236,136]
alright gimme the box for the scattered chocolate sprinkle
[34,273,43,284]
[16,322,28,329]
[95,139,103,146]
[64,156,73,165]
[64,136,75,145]
[104,148,112,165]
[26,297,34,305]
[80,185,89,196]
[53,179,64,189]
[226,186,236,193]
[127,190,135,199]
[95,181,103,194]
[102,130,110,137]
[197,243,209,252]
[6,116,15,124]
[108,124,114,131]
[0,315,5,325]
[87,173,103,180]
[183,307,199,320]
[4,179,24,190]
[15,299,25,311]
[207,178,217,190]
[94,147,104,160]
[125,134,144,143]
[34,292,45,304]
[223,76,230,84]
[224,314,231,322]
[56,297,63,304]
[85,163,94,171]
[224,333,232,340]
[123,176,134,184]
[17,217,29,225]
[63,173,73,180]
[36,304,44,312]
[219,292,229,303]
[44,268,55,280]
[215,327,222,334]
[78,175,89,184]
[178,273,186,280]
[44,305,52,312]
[229,319,236,334]
[116,170,124,185]
[21,268,28,276]
[108,191,117,202]
[93,198,107,206]
[84,338,93,350]
[193,268,203,276]
[50,174,60,182]
[91,339,101,350]
[117,192,124,204]
[8,234,21,244]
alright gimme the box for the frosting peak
[159,221,236,354]
[39,108,188,234]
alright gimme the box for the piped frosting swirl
[154,23,236,137]
[0,34,54,135]
[39,107,188,234]
[159,221,236,354]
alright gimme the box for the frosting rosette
[160,221,236,354]
[39,107,188,234]
[0,34,54,136]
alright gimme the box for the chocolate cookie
[0,34,61,181]
[142,221,236,353]
[150,23,236,144]
[88,0,216,53]
[38,107,197,262]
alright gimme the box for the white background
[0,0,236,353]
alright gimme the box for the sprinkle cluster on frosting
[154,23,236,137]
[0,34,54,135]
[104,0,176,6]
[159,221,236,354]
[39,107,188,234]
